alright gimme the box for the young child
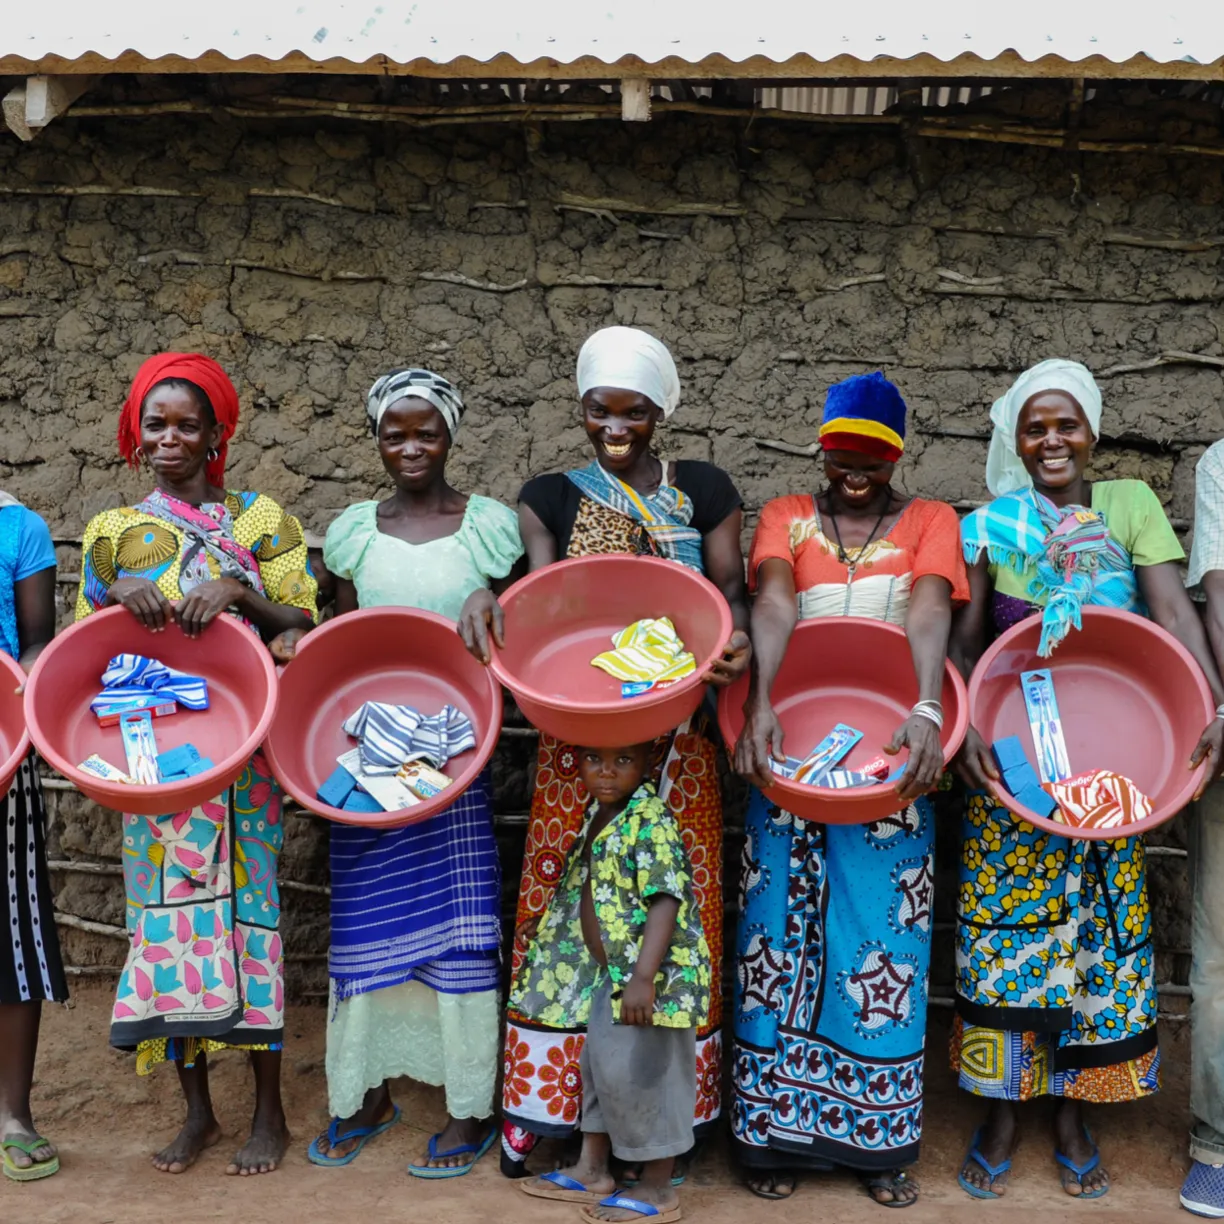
[514,743,711,1224]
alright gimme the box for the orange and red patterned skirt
[500,725,724,1169]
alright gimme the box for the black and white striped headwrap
[366,368,466,440]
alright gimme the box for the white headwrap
[985,358,1103,497]
[576,326,681,417]
[366,368,465,440]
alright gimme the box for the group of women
[0,326,1218,1214]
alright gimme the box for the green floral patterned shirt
[510,783,711,1029]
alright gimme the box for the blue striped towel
[341,701,475,774]
[90,653,210,713]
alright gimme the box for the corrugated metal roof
[4,2,1223,75]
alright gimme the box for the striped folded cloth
[590,617,696,686]
[341,701,476,774]
[1045,769,1153,830]
[90,653,210,713]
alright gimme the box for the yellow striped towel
[590,616,697,685]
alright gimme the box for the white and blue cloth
[90,654,210,714]
[341,701,475,774]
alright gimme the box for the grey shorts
[580,978,697,1162]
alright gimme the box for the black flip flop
[746,1171,798,1201]
[860,1168,919,1208]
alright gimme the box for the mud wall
[1,102,1220,1007]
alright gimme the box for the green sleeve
[323,502,378,582]
[1097,481,1184,567]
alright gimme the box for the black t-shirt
[519,460,742,557]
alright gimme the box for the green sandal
[3,1135,60,1182]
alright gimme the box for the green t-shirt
[990,480,1184,602]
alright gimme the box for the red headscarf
[118,353,240,488]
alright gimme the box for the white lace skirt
[326,980,500,1121]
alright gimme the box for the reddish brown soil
[9,983,1194,1223]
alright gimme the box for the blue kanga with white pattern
[732,792,934,1171]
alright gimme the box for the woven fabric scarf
[961,488,1139,655]
[342,701,475,775]
[565,461,704,572]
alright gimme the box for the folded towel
[90,653,210,714]
[590,617,696,686]
[1045,769,1153,830]
[341,701,475,774]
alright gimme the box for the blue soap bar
[342,788,384,813]
[1003,761,1042,796]
[157,743,200,777]
[318,765,358,808]
[1015,783,1058,818]
[991,737,1030,776]
[182,757,214,777]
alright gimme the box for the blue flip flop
[1055,1131,1109,1200]
[406,1125,496,1179]
[579,1194,682,1223]
[519,1169,606,1203]
[957,1128,1011,1200]
[308,1105,401,1167]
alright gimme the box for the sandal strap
[2,1136,50,1156]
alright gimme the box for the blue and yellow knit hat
[819,371,907,462]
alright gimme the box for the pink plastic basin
[263,607,502,828]
[968,606,1212,839]
[0,650,30,791]
[719,617,968,823]
[490,555,733,748]
[24,606,278,816]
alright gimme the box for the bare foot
[960,1103,1017,1198]
[417,1116,488,1171]
[589,1182,679,1221]
[227,1114,289,1176]
[151,1115,222,1174]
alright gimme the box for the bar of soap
[157,744,200,778]
[342,788,384,814]
[317,765,358,808]
[1015,783,1058,818]
[1003,761,1042,796]
[991,736,1030,777]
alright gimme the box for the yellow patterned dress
[77,488,316,1072]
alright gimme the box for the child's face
[579,744,652,807]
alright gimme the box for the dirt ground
[5,982,1197,1223]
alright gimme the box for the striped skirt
[0,751,67,1005]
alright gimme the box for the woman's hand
[269,627,308,664]
[702,629,752,688]
[457,588,504,665]
[1191,717,1224,800]
[735,699,786,789]
[619,975,657,1027]
[513,915,541,957]
[886,715,943,803]
[106,576,174,632]
[172,578,247,639]
[952,724,999,793]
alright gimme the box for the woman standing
[303,369,522,1177]
[77,353,317,1176]
[0,495,64,1182]
[466,326,750,1179]
[732,372,968,1208]
[950,359,1224,1201]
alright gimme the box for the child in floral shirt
[515,743,710,1223]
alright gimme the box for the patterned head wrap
[986,359,1102,497]
[576,326,681,417]
[366,369,465,441]
[118,353,240,487]
[819,371,907,462]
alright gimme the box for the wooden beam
[0,49,1222,82]
[621,78,652,121]
[3,74,97,139]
